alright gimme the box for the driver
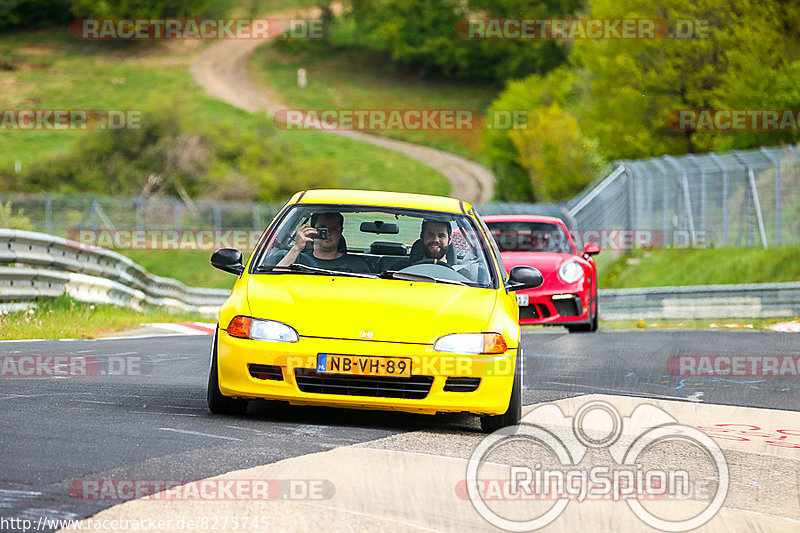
[418,218,452,264]
[277,212,369,273]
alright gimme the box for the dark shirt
[298,252,370,273]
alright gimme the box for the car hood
[245,274,498,344]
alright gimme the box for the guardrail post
[213,201,222,230]
[251,202,260,230]
[708,153,729,246]
[759,147,781,246]
[650,158,673,246]
[135,196,144,230]
[664,155,697,247]
[732,151,768,249]
[44,194,53,235]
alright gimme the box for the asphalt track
[0,329,797,532]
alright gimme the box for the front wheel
[207,329,248,415]
[480,352,522,433]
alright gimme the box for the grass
[121,249,239,289]
[0,14,449,197]
[116,244,800,291]
[0,294,211,340]
[597,246,800,289]
[250,41,500,162]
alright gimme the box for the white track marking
[157,427,241,441]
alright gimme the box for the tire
[480,352,522,433]
[207,329,248,415]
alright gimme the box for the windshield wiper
[380,270,467,286]
[258,263,377,279]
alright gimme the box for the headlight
[433,333,507,354]
[558,260,584,284]
[227,316,299,342]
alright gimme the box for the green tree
[571,0,800,159]
[509,103,605,202]
[342,0,579,81]
[483,66,603,201]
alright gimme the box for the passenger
[277,212,369,273]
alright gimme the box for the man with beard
[417,218,453,264]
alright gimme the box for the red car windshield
[487,221,575,254]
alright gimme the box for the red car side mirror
[583,242,600,256]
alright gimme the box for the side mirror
[507,265,544,292]
[584,242,600,256]
[211,248,244,275]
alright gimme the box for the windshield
[485,221,575,254]
[252,205,497,288]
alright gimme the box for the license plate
[316,354,412,377]
[516,294,529,306]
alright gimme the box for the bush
[1,105,337,202]
[0,201,33,230]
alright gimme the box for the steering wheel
[411,259,455,269]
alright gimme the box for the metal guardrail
[599,282,800,320]
[3,229,799,320]
[0,229,229,315]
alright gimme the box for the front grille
[552,296,581,317]
[443,377,481,392]
[519,304,550,319]
[294,369,433,399]
[249,364,284,381]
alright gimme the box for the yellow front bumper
[217,330,517,416]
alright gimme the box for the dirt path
[190,10,495,203]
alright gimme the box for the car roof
[290,189,468,214]
[481,214,566,226]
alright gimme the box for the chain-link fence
[568,144,800,248]
[0,194,285,236]
[3,143,799,250]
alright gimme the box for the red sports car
[482,215,600,332]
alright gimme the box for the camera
[312,227,328,239]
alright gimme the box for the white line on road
[687,391,705,402]
[157,427,241,441]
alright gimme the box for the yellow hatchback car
[208,189,543,432]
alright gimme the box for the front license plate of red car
[316,354,412,377]
[516,294,529,306]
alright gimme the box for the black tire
[590,299,599,332]
[480,352,522,433]
[207,329,248,415]
[566,321,592,333]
